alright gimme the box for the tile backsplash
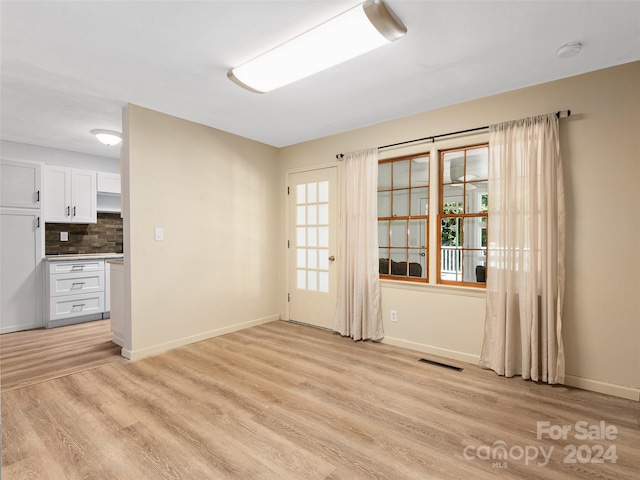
[45,212,123,255]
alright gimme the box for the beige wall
[278,62,640,400]
[123,105,280,358]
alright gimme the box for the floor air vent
[419,358,463,372]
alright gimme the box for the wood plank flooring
[1,319,124,392]
[2,320,639,479]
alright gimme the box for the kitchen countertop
[43,253,124,262]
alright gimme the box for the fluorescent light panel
[228,0,406,93]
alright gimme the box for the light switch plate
[154,227,164,241]
[60,232,69,242]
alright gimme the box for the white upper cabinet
[1,159,42,209]
[44,166,97,223]
[97,172,121,194]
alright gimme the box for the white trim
[380,279,486,298]
[382,336,640,401]
[564,374,640,402]
[381,336,481,365]
[121,314,279,360]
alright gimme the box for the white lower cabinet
[46,259,106,326]
[1,208,44,333]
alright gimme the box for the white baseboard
[381,336,481,365]
[564,374,640,401]
[382,337,640,402]
[122,314,280,360]
[1,321,44,334]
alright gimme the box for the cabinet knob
[328,255,336,262]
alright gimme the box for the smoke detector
[557,42,582,59]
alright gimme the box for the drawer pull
[71,282,86,288]
[71,265,85,271]
[72,304,86,310]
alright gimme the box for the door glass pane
[297,249,306,268]
[318,248,329,270]
[296,184,305,204]
[318,181,329,202]
[392,190,409,216]
[318,204,329,224]
[390,220,407,247]
[411,187,428,215]
[291,175,334,297]
[308,249,317,269]
[296,205,306,225]
[296,227,306,247]
[378,191,391,217]
[318,249,329,270]
[307,226,317,247]
[318,227,328,247]
[307,204,317,224]
[307,182,317,203]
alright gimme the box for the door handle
[328,255,336,262]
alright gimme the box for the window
[377,144,489,287]
[439,145,488,286]
[377,153,429,281]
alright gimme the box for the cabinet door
[1,209,44,333]
[1,159,42,208]
[71,169,97,223]
[44,165,72,222]
[97,172,121,194]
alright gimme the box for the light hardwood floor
[1,319,124,392]
[2,320,639,479]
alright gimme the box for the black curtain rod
[335,110,571,159]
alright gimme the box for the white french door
[288,167,337,329]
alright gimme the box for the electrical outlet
[390,310,397,322]
[60,232,69,242]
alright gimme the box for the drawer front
[50,271,104,297]
[49,293,105,321]
[49,260,104,274]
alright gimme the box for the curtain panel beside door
[333,148,384,341]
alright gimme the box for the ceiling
[1,1,639,160]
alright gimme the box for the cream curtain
[333,148,384,341]
[479,113,566,384]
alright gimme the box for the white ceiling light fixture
[557,42,582,59]
[228,0,407,93]
[91,129,122,146]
